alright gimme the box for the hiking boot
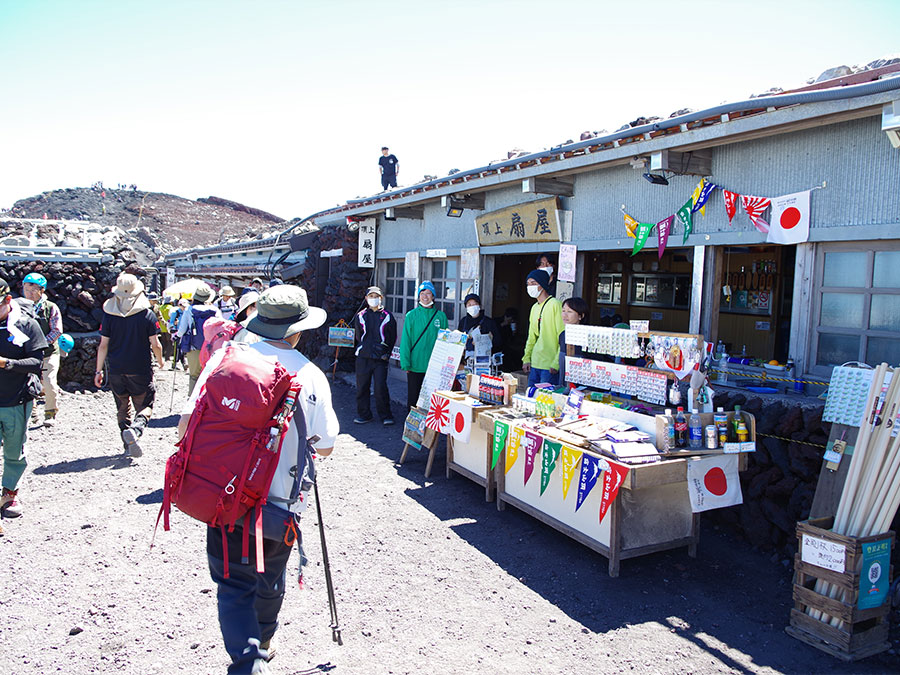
[353,417,373,424]
[121,428,143,458]
[383,418,396,426]
[1,489,22,518]
[260,635,277,661]
[44,410,57,427]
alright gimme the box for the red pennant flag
[656,215,674,260]
[523,430,542,486]
[740,195,771,234]
[598,460,630,524]
[723,190,739,225]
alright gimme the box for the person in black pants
[378,147,399,191]
[353,286,397,426]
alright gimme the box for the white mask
[366,297,380,308]
[527,285,541,298]
[466,305,480,317]
[542,266,554,277]
[420,300,434,308]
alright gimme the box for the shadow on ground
[33,454,133,475]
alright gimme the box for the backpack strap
[409,308,438,355]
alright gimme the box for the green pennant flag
[631,222,653,256]
[491,419,509,470]
[677,198,693,245]
[539,439,562,495]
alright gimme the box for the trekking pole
[313,479,343,646]
[169,343,178,412]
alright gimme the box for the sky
[1,0,898,221]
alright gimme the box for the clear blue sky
[1,0,897,220]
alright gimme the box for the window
[384,261,416,316]
[596,274,622,305]
[628,274,690,309]
[811,245,900,372]
[432,258,476,326]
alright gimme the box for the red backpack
[159,343,302,576]
[199,317,242,367]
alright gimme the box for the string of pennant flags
[622,178,824,257]
[491,419,630,524]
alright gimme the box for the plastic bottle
[689,408,703,449]
[675,407,688,448]
[713,407,729,447]
[663,408,675,452]
[737,421,749,442]
[731,405,744,442]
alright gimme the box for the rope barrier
[707,368,830,387]
[755,432,827,449]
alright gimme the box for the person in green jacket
[522,269,564,387]
[400,280,448,410]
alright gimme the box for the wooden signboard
[475,196,561,246]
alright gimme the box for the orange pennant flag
[623,212,639,239]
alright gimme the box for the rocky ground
[0,372,897,675]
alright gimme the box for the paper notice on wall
[558,243,577,282]
[460,248,479,279]
[405,251,419,280]
[416,329,467,410]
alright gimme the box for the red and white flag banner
[448,399,472,443]
[767,190,810,244]
[723,190,739,225]
[425,393,450,433]
[686,455,743,513]
[740,195,771,234]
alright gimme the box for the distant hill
[7,187,287,257]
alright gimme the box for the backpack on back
[199,317,242,367]
[159,343,308,576]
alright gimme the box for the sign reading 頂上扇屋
[357,218,376,268]
[475,197,561,246]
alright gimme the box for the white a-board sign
[416,329,467,410]
[801,533,846,573]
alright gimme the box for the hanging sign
[405,251,419,280]
[767,191,811,244]
[491,419,509,470]
[558,243,577,283]
[676,199,693,245]
[623,212,639,239]
[656,215,674,260]
[598,460,629,523]
[539,439,561,496]
[506,426,524,474]
[740,195,771,234]
[327,326,355,348]
[165,267,176,288]
[475,197,561,246]
[560,445,581,500]
[522,430,542,486]
[575,454,602,511]
[691,180,717,215]
[460,248,479,279]
[357,218,376,268]
[631,222,653,256]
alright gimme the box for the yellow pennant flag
[505,426,524,474]
[623,212,639,239]
[560,445,582,500]
[691,179,706,217]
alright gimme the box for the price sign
[801,534,846,573]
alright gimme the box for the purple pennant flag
[575,454,602,511]
[657,215,674,260]
[691,182,718,213]
[523,430,542,486]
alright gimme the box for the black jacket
[457,312,503,353]
[354,307,397,360]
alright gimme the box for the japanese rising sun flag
[740,195,771,234]
[686,455,743,513]
[425,393,450,433]
[767,191,810,245]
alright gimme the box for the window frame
[384,260,417,318]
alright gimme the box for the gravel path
[0,368,896,674]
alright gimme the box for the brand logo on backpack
[222,396,241,411]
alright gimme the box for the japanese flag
[767,191,810,245]
[448,400,472,443]
[686,455,743,513]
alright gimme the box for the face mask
[542,266,554,277]
[366,297,380,308]
[420,300,434,308]
[527,285,541,298]
[466,305,480,317]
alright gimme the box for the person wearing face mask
[522,269,565,387]
[400,281,448,410]
[535,253,558,297]
[457,293,502,355]
[559,296,587,384]
[354,287,397,426]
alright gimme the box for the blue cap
[417,280,436,297]
[58,334,75,354]
[23,273,47,288]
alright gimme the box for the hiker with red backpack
[171,284,339,674]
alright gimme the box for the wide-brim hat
[220,285,236,297]
[235,290,259,323]
[104,274,151,317]
[192,284,214,303]
[112,273,144,298]
[246,285,326,339]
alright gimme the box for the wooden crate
[785,517,895,662]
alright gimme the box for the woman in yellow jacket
[522,269,564,387]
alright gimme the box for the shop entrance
[716,245,795,363]
[586,248,694,332]
[490,253,548,371]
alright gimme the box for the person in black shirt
[0,276,48,519]
[378,147,399,190]
[353,286,397,426]
[94,274,164,458]
[457,293,502,355]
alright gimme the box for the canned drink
[705,424,718,449]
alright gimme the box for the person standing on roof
[522,269,565,387]
[378,147,399,191]
[176,284,221,395]
[353,287,397,426]
[94,274,164,458]
[400,281,447,411]
[21,273,62,426]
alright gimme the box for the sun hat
[103,274,152,317]
[235,290,259,323]
[220,285,236,297]
[366,286,383,297]
[246,285,326,339]
[23,273,47,288]
[192,284,214,303]
[526,269,551,294]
